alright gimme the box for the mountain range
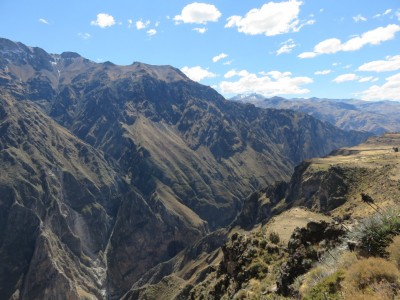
[0,38,371,299]
[231,93,400,135]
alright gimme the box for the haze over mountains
[0,38,372,299]
[232,94,400,135]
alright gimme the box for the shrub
[269,232,280,244]
[387,235,400,268]
[343,257,400,299]
[346,207,400,257]
[247,260,268,279]
[303,270,345,300]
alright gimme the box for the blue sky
[0,0,399,100]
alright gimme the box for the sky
[0,0,400,101]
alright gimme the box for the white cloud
[128,19,133,28]
[174,3,221,24]
[181,66,216,82]
[78,32,91,40]
[358,76,378,83]
[39,18,49,25]
[358,55,400,72]
[193,27,207,34]
[91,13,116,28]
[136,20,150,30]
[374,8,393,18]
[223,60,233,65]
[353,14,367,22]
[314,38,342,54]
[314,69,331,75]
[212,53,228,63]
[220,70,313,96]
[276,38,297,55]
[298,52,317,58]
[225,0,311,36]
[358,73,400,101]
[384,9,393,15]
[333,73,359,83]
[397,9,400,21]
[298,24,400,58]
[224,69,250,78]
[155,21,160,27]
[342,64,352,69]
[147,29,157,36]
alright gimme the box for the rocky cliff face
[0,37,372,299]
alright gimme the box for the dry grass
[387,235,400,268]
[264,207,331,243]
[343,257,400,299]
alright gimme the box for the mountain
[231,93,400,135]
[125,133,400,299]
[0,37,371,299]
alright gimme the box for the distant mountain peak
[60,51,81,59]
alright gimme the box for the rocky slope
[232,94,400,135]
[0,37,372,299]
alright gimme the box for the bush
[343,257,400,299]
[269,232,280,244]
[387,235,400,268]
[247,260,268,279]
[303,270,345,300]
[347,207,400,257]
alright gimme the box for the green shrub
[247,260,268,279]
[303,270,345,300]
[347,207,400,257]
[269,232,280,244]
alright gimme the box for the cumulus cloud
[181,66,216,82]
[136,20,150,30]
[358,73,400,101]
[276,38,297,55]
[91,13,116,28]
[358,55,400,72]
[314,69,331,75]
[220,69,313,96]
[78,32,91,40]
[298,24,400,58]
[212,53,228,63]
[39,18,49,25]
[353,14,367,22]
[225,1,313,36]
[333,73,359,83]
[174,3,221,24]
[147,29,157,36]
[193,27,207,34]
